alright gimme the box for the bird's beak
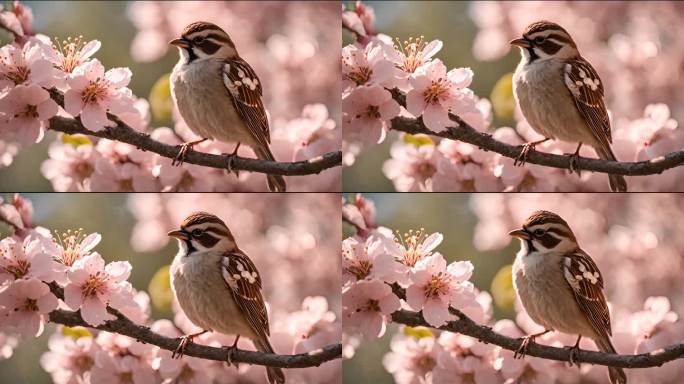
[510,38,531,48]
[169,38,190,49]
[167,230,189,240]
[508,228,530,240]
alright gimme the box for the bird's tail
[594,145,627,192]
[255,337,286,384]
[595,336,627,384]
[254,146,286,192]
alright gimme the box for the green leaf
[148,265,173,311]
[61,326,92,339]
[61,134,92,147]
[403,326,434,339]
[490,72,515,121]
[491,264,515,310]
[403,133,434,147]
[149,73,173,122]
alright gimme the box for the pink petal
[405,284,426,311]
[405,89,427,117]
[36,292,59,314]
[80,40,101,60]
[358,312,384,339]
[422,104,450,132]
[105,67,132,88]
[80,103,112,132]
[80,233,101,253]
[423,297,452,327]
[81,296,114,326]
[421,40,443,60]
[378,99,400,121]
[63,283,83,310]
[37,98,59,121]
[63,89,84,116]
[105,261,131,282]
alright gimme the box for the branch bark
[46,90,341,177]
[389,89,684,177]
[390,284,684,369]
[46,284,341,369]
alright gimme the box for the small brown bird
[511,20,627,192]
[170,21,286,192]
[168,212,285,384]
[509,210,626,384]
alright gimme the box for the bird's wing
[220,250,270,337]
[562,250,612,337]
[562,58,612,145]
[222,58,271,146]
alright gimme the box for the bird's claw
[514,335,534,360]
[223,344,238,367]
[514,143,534,167]
[565,343,581,367]
[172,335,192,359]
[172,143,191,167]
[567,152,582,176]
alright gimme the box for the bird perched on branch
[509,210,626,384]
[510,20,627,192]
[169,21,286,192]
[168,211,285,384]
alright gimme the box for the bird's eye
[191,229,203,236]
[533,229,546,237]
[534,36,546,44]
[193,36,205,44]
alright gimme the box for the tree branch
[390,284,684,369]
[46,90,341,177]
[389,89,684,177]
[46,284,341,369]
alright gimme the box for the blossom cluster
[342,1,684,192]
[343,194,684,383]
[0,194,341,383]
[0,1,340,192]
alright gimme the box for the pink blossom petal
[421,40,443,60]
[105,67,132,88]
[405,284,426,311]
[423,297,452,327]
[80,40,101,60]
[36,292,59,314]
[63,283,83,310]
[105,261,132,282]
[406,89,427,117]
[63,89,85,116]
[80,103,113,132]
[80,233,102,253]
[81,296,114,326]
[422,104,450,132]
[37,98,59,121]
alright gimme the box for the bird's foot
[222,142,242,176]
[172,335,192,359]
[514,138,550,167]
[223,335,241,367]
[565,143,583,176]
[514,335,535,359]
[172,138,208,166]
[565,336,582,367]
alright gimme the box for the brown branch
[390,284,684,369]
[46,90,341,177]
[389,89,684,177]
[46,284,341,369]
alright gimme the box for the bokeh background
[343,193,684,383]
[0,1,341,191]
[343,1,684,191]
[0,193,341,383]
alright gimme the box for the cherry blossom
[343,85,400,146]
[405,254,475,327]
[405,59,477,132]
[342,279,400,339]
[0,40,57,89]
[40,141,99,192]
[387,36,443,76]
[150,319,216,384]
[382,333,442,384]
[0,83,58,145]
[63,59,137,132]
[40,331,100,384]
[0,277,58,338]
[0,234,60,284]
[342,42,399,90]
[63,253,135,326]
[47,36,101,73]
[342,235,403,285]
[382,141,446,192]
[44,229,101,268]
[432,332,499,384]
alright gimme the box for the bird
[169,21,286,192]
[168,211,285,384]
[508,210,626,384]
[510,20,627,192]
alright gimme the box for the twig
[389,88,684,177]
[46,284,341,369]
[46,90,341,177]
[390,284,684,369]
